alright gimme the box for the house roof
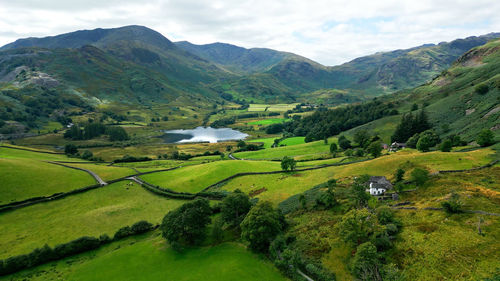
[367,176,393,189]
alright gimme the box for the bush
[439,139,452,152]
[367,141,382,158]
[351,242,381,280]
[113,226,132,240]
[130,220,154,234]
[476,129,495,147]
[53,236,101,258]
[441,192,463,214]
[281,156,297,171]
[64,144,78,155]
[81,150,93,160]
[475,84,489,95]
[411,168,429,186]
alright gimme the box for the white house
[369,182,386,195]
[366,176,393,196]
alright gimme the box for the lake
[162,127,248,143]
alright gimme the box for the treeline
[391,110,431,142]
[0,221,153,276]
[280,100,398,142]
[64,123,129,141]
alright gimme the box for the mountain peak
[0,25,175,51]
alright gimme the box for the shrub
[411,168,429,186]
[475,84,489,95]
[351,242,381,280]
[113,226,132,240]
[394,168,405,183]
[64,144,78,155]
[441,192,463,214]
[53,236,101,258]
[281,156,297,171]
[476,129,495,147]
[367,141,382,158]
[439,139,452,152]
[130,220,154,234]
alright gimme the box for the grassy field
[248,137,278,148]
[280,137,306,146]
[0,181,185,258]
[342,114,401,144]
[64,163,136,181]
[0,145,87,162]
[247,118,288,125]
[221,149,495,203]
[2,233,287,281]
[89,142,237,162]
[0,158,96,204]
[248,104,298,112]
[234,138,336,160]
[139,160,281,193]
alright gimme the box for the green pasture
[0,145,87,162]
[247,118,288,125]
[221,149,495,203]
[65,163,136,181]
[0,158,95,204]
[342,114,401,144]
[139,160,281,193]
[2,234,287,281]
[248,103,298,112]
[234,138,336,160]
[0,181,185,258]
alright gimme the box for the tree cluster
[282,100,398,142]
[391,110,432,143]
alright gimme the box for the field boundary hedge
[0,145,64,155]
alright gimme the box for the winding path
[46,161,107,186]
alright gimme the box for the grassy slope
[0,158,95,204]
[140,160,281,193]
[234,138,336,160]
[0,181,185,258]
[1,233,287,281]
[0,146,87,161]
[221,149,494,203]
[64,163,136,181]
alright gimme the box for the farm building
[367,176,393,196]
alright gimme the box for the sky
[1,0,499,65]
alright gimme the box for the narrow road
[228,153,238,160]
[47,161,107,186]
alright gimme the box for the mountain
[178,33,499,102]
[175,41,300,74]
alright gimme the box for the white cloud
[0,0,499,65]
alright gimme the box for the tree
[354,130,371,148]
[81,150,93,160]
[477,129,495,147]
[107,126,129,141]
[350,182,371,208]
[411,168,429,186]
[367,141,382,158]
[64,144,78,155]
[411,103,418,111]
[351,242,382,281]
[330,142,338,156]
[237,140,246,148]
[394,168,405,183]
[221,190,252,227]
[416,134,433,152]
[240,202,285,252]
[338,135,352,150]
[439,139,453,152]
[337,209,377,245]
[281,156,296,171]
[161,199,212,246]
[355,148,365,157]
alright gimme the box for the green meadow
[64,163,136,181]
[139,160,281,193]
[1,234,287,281]
[234,137,336,160]
[0,181,185,258]
[0,158,95,204]
[221,149,495,203]
[247,118,288,125]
